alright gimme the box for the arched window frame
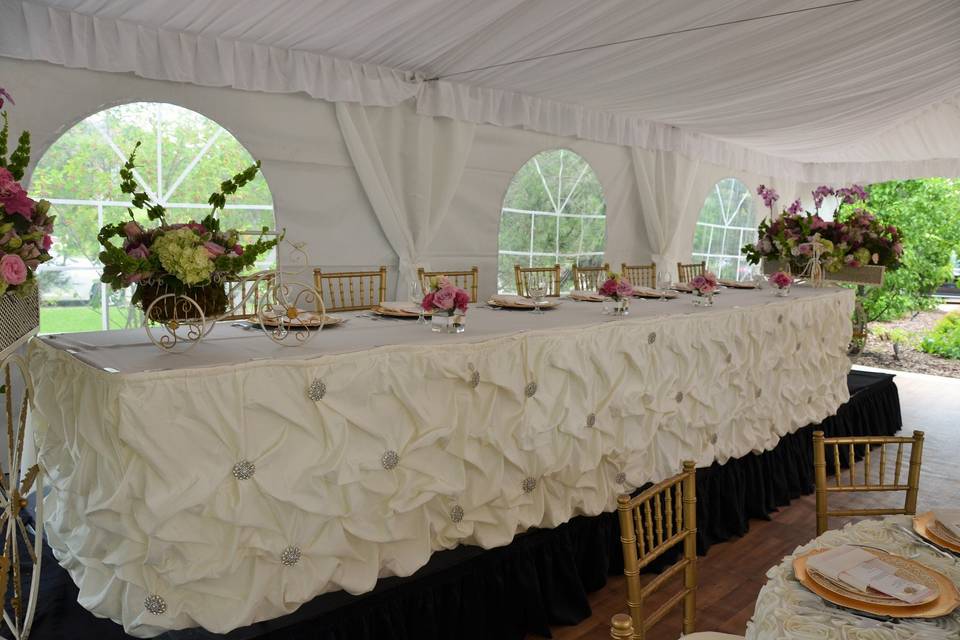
[497,148,606,293]
[691,177,757,281]
[31,102,275,333]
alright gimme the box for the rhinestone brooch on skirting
[307,379,326,401]
[144,594,167,615]
[469,370,480,388]
[524,382,538,397]
[585,413,596,428]
[232,460,255,481]
[522,477,537,493]
[280,546,301,566]
[675,391,684,403]
[647,332,656,344]
[381,450,400,470]
[450,504,465,523]
[615,472,627,485]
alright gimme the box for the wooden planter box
[762,260,885,286]
[0,288,39,359]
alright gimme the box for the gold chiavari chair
[221,274,274,321]
[514,264,562,297]
[572,263,610,291]
[813,430,925,536]
[417,266,479,303]
[621,263,657,289]
[314,266,387,312]
[613,461,744,640]
[676,261,706,284]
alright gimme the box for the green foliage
[857,179,960,321]
[497,149,606,292]
[919,312,960,360]
[0,112,31,181]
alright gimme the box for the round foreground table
[746,516,960,638]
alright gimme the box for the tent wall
[0,57,786,301]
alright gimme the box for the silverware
[825,602,899,625]
[896,524,959,563]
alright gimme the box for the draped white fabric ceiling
[2,0,959,179]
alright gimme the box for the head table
[27,286,853,637]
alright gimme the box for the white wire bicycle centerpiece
[98,142,327,352]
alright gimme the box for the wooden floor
[531,369,960,640]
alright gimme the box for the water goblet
[409,281,426,324]
[529,279,547,315]
[657,270,673,301]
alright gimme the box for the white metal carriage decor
[142,238,327,352]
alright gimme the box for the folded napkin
[719,279,756,289]
[378,301,423,314]
[671,283,694,292]
[933,509,960,539]
[490,294,536,307]
[806,545,934,604]
[633,287,678,298]
[569,290,605,302]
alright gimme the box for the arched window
[30,103,275,333]
[497,149,606,293]
[691,178,756,281]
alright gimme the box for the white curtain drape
[335,102,476,296]
[630,149,704,275]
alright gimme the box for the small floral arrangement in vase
[690,271,718,306]
[421,275,470,333]
[598,272,634,315]
[0,86,55,351]
[98,142,280,323]
[769,271,794,297]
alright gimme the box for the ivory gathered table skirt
[27,286,854,637]
[746,516,960,638]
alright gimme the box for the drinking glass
[529,279,548,315]
[409,281,426,324]
[657,270,672,301]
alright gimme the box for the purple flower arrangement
[598,272,635,300]
[769,271,793,290]
[743,184,902,274]
[0,86,55,297]
[690,271,719,296]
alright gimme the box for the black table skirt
[27,371,900,640]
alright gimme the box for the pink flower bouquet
[690,271,718,296]
[0,86,55,297]
[421,276,470,316]
[769,271,793,290]
[598,272,634,300]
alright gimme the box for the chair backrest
[622,263,657,289]
[417,266,479,303]
[313,266,387,312]
[813,430,925,536]
[572,263,610,292]
[616,461,698,639]
[221,273,274,321]
[676,261,706,284]
[514,264,562,297]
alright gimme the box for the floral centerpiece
[0,86,55,352]
[98,142,280,323]
[598,272,634,315]
[421,275,469,333]
[768,271,793,297]
[742,184,902,285]
[690,271,718,306]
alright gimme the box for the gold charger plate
[633,289,678,299]
[259,311,344,328]
[914,512,960,553]
[794,548,960,618]
[372,305,432,318]
[487,298,560,310]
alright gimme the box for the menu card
[806,545,934,604]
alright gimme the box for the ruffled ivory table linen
[27,287,854,636]
[747,516,960,639]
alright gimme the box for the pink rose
[204,242,226,258]
[432,285,456,311]
[599,277,619,297]
[0,168,35,219]
[453,288,470,313]
[187,222,206,233]
[769,271,793,289]
[123,221,143,239]
[690,275,707,290]
[615,278,634,297]
[0,254,27,285]
[42,234,53,251]
[126,243,150,260]
[232,244,244,256]
[420,291,435,311]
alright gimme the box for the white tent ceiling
[2,0,959,179]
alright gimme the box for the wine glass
[409,281,426,324]
[657,270,672,301]
[529,279,548,315]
